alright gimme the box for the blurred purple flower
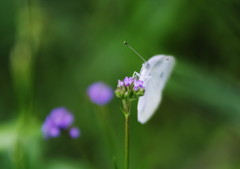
[42,107,80,139]
[87,82,113,105]
[42,117,61,138]
[69,127,80,138]
[50,108,74,129]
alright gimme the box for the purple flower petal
[124,77,133,86]
[134,86,139,91]
[134,79,144,88]
[118,80,124,87]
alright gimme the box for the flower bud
[136,88,145,97]
[115,88,123,99]
[124,91,129,98]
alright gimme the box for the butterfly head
[145,62,150,69]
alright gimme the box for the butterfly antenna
[124,41,148,64]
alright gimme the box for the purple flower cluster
[118,77,144,91]
[87,82,113,105]
[115,77,145,100]
[42,108,80,139]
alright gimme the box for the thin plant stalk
[125,114,129,169]
[122,100,131,169]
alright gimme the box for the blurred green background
[1,0,240,169]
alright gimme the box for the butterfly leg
[132,71,140,78]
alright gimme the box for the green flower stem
[125,114,129,169]
[122,99,131,169]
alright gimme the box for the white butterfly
[135,55,175,124]
[124,42,175,124]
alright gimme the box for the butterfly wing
[137,55,175,124]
